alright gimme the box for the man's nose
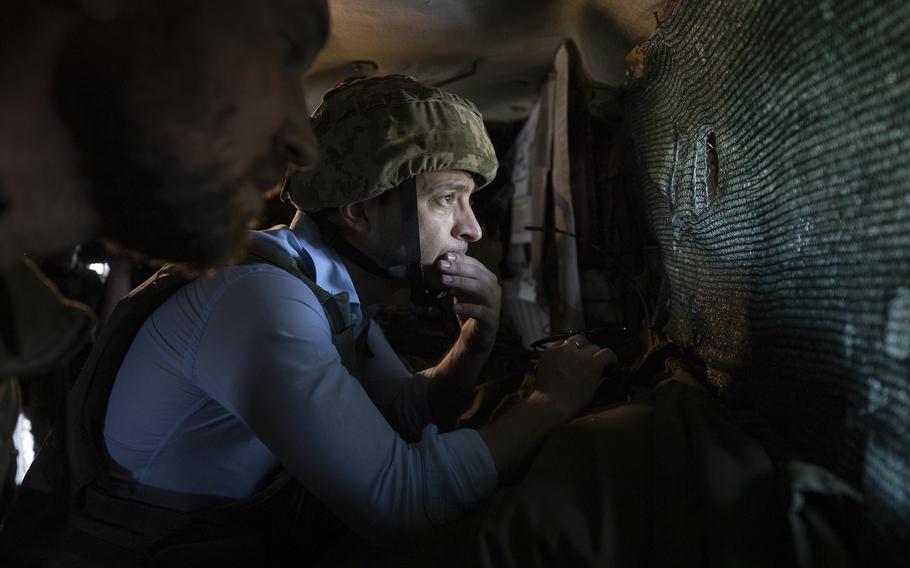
[274,118,320,169]
[454,205,483,243]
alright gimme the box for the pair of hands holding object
[435,252,617,420]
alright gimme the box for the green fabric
[0,259,94,377]
[784,461,863,568]
[285,75,498,210]
[626,0,910,549]
[369,378,859,567]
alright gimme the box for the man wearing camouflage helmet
[10,76,614,561]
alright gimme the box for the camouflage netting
[626,0,910,548]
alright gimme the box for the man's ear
[73,0,125,21]
[336,202,370,233]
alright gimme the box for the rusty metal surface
[627,0,910,548]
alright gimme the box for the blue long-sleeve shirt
[103,212,497,546]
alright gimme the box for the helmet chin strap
[398,177,446,307]
[325,177,444,307]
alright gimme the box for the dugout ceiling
[302,0,665,121]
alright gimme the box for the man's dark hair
[308,186,395,239]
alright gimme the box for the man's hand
[436,251,501,352]
[477,334,617,482]
[534,334,618,420]
[423,252,501,429]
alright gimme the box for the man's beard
[56,76,263,269]
[87,136,263,269]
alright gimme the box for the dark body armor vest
[1,239,366,567]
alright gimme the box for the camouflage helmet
[285,75,498,211]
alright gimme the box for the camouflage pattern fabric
[286,75,498,210]
[339,375,861,568]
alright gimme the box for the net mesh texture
[626,0,910,547]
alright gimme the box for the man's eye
[437,194,456,206]
[279,35,306,72]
